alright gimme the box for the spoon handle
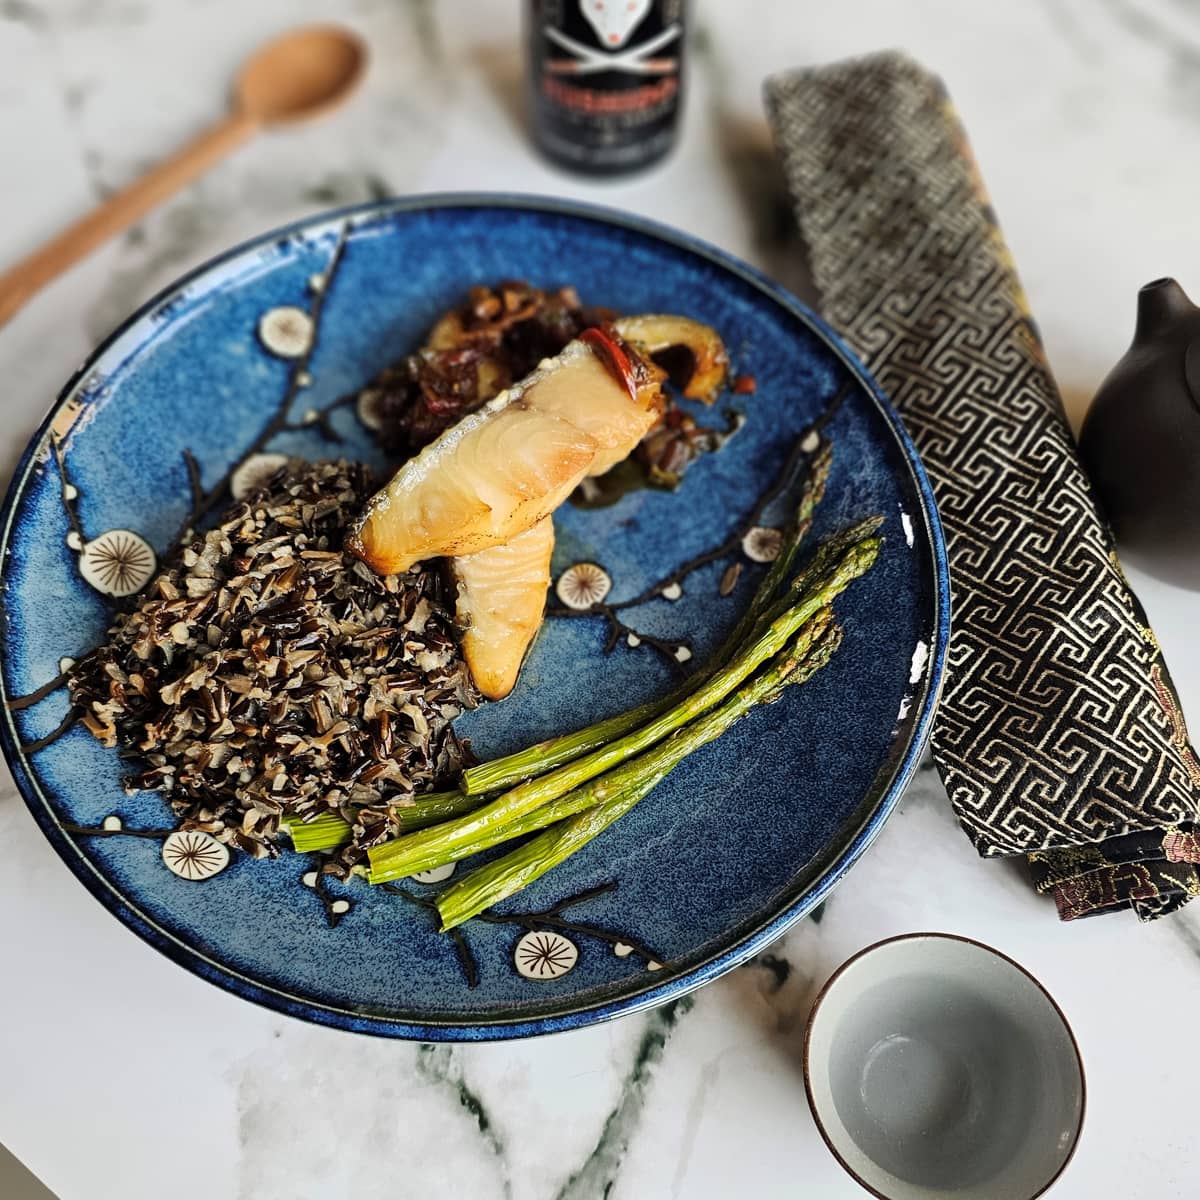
[0,111,257,329]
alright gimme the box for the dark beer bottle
[527,0,686,176]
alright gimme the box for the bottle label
[533,0,684,168]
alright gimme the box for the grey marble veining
[4,2,1200,1198]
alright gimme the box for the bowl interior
[805,935,1083,1200]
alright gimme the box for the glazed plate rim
[0,193,950,1040]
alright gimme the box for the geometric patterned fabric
[766,52,1200,918]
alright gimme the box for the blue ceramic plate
[0,196,947,1040]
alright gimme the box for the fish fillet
[453,516,555,700]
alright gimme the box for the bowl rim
[802,931,1087,1200]
[0,192,951,1040]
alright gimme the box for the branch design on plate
[61,818,230,881]
[169,221,353,544]
[544,384,847,669]
[61,816,177,840]
[59,813,662,985]
[7,221,355,752]
[302,857,354,928]
[49,434,159,603]
[380,878,664,988]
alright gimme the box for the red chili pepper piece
[732,374,757,394]
[580,326,638,406]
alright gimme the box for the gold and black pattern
[766,54,1200,910]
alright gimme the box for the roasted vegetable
[434,622,844,930]
[614,314,729,404]
[364,282,614,457]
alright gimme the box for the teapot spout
[1135,277,1197,342]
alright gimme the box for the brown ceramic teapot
[1079,277,1200,590]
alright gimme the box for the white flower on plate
[231,453,289,501]
[258,306,314,358]
[356,388,386,432]
[556,562,612,610]
[514,930,578,980]
[411,863,456,884]
[78,530,156,597]
[742,526,783,563]
[162,830,229,881]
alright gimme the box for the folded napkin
[765,53,1200,919]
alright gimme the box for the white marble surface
[2,2,1199,1197]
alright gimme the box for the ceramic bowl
[804,933,1084,1200]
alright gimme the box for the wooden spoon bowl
[236,26,367,124]
[0,25,368,328]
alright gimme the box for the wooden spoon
[0,25,367,328]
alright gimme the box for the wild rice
[69,459,477,872]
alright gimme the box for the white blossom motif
[356,388,386,431]
[258,306,314,358]
[412,863,456,884]
[742,526,783,563]
[162,830,229,881]
[231,453,289,500]
[514,930,578,980]
[78,530,156,597]
[556,563,612,610]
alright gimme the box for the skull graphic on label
[581,0,652,48]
